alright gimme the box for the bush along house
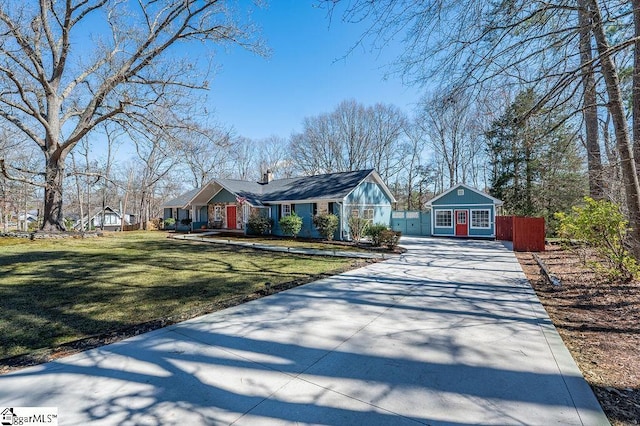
[162,169,396,241]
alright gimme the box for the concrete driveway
[0,237,608,425]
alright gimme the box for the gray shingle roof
[163,188,201,208]
[164,169,382,208]
[261,169,375,202]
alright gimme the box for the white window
[392,211,405,219]
[281,204,291,217]
[214,206,222,221]
[435,210,452,227]
[110,214,120,225]
[351,209,359,218]
[406,212,420,219]
[471,210,491,228]
[363,209,374,224]
[457,189,464,196]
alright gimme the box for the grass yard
[0,231,357,361]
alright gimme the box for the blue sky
[206,1,422,140]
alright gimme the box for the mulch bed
[516,246,640,425]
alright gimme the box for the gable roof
[73,206,136,229]
[163,188,202,208]
[426,183,503,206]
[163,169,396,209]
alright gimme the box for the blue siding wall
[270,205,281,236]
[432,187,494,206]
[432,205,496,237]
[210,188,237,204]
[344,181,393,239]
[346,182,392,205]
[270,203,322,238]
[294,203,322,239]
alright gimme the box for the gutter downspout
[337,201,344,241]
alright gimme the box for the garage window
[471,210,490,228]
[435,210,452,227]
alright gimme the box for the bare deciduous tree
[176,123,233,187]
[0,0,263,230]
[290,99,408,179]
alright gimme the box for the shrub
[379,229,402,250]
[64,218,75,230]
[313,213,339,240]
[365,224,388,247]
[247,213,273,235]
[348,216,369,242]
[180,218,192,226]
[555,197,639,281]
[164,217,176,229]
[279,212,303,238]
[149,218,163,230]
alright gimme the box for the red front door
[226,205,237,229]
[455,210,468,236]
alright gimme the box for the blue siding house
[162,169,396,241]
[426,183,503,238]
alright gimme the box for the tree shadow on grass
[0,240,350,360]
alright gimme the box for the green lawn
[0,231,357,359]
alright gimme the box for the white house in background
[74,206,137,231]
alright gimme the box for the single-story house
[74,206,137,231]
[163,169,396,240]
[391,184,503,239]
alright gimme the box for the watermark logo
[0,408,57,426]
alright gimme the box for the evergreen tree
[485,89,586,227]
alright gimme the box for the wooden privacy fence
[122,223,141,231]
[496,216,513,241]
[496,216,545,252]
[122,220,161,232]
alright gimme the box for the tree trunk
[579,0,603,198]
[634,0,640,172]
[588,0,640,253]
[42,153,67,231]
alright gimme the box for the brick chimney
[262,169,273,184]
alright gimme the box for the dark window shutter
[313,203,318,216]
[291,204,296,213]
[329,202,335,214]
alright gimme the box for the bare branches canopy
[0,0,264,230]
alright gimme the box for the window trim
[470,209,491,229]
[214,205,222,221]
[435,209,453,228]
[281,204,292,217]
[362,208,374,224]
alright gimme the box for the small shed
[426,184,503,239]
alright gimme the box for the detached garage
[426,184,503,239]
